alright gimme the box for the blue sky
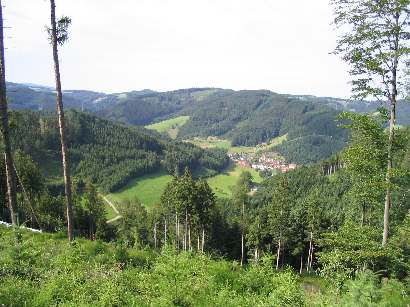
[5,0,352,97]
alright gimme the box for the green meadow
[107,163,262,208]
[107,171,173,208]
[145,116,189,139]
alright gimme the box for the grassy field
[107,163,263,208]
[105,134,285,208]
[145,116,189,139]
[107,171,173,209]
[207,162,262,198]
[187,134,288,155]
[187,136,232,150]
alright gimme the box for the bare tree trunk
[254,247,259,264]
[307,231,313,271]
[299,254,303,274]
[184,209,188,251]
[201,228,205,253]
[164,217,167,246]
[276,238,281,270]
[197,233,200,251]
[0,1,17,225]
[154,222,157,249]
[240,201,245,266]
[383,13,399,247]
[240,232,244,266]
[49,0,74,241]
[188,223,191,251]
[175,212,178,249]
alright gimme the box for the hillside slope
[9,82,409,164]
[9,110,228,192]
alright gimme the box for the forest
[1,0,410,306]
[5,110,229,193]
[7,84,352,164]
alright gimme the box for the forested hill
[8,82,410,164]
[8,110,228,192]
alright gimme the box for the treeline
[8,83,351,164]
[7,110,229,192]
[177,90,349,163]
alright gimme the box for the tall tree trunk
[254,247,259,264]
[0,1,17,225]
[184,209,188,251]
[175,211,179,249]
[307,231,313,271]
[188,222,191,251]
[164,217,167,246]
[299,254,303,274]
[49,0,74,241]
[276,238,281,270]
[240,201,245,266]
[201,228,205,253]
[383,15,399,247]
[240,232,244,266]
[154,222,157,249]
[197,232,200,251]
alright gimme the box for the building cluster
[229,152,297,174]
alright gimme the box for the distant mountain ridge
[7,82,410,164]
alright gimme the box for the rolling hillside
[8,82,409,164]
[9,110,229,193]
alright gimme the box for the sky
[5,0,352,98]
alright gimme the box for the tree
[47,0,74,240]
[330,0,410,246]
[0,0,17,225]
[232,171,252,266]
[267,178,292,269]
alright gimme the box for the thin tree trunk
[0,1,17,225]
[241,232,244,266]
[241,201,245,266]
[201,228,205,253]
[307,231,313,271]
[276,238,281,270]
[154,222,157,249]
[49,0,74,241]
[299,254,303,274]
[164,217,167,246]
[197,233,200,251]
[254,247,259,264]
[175,212,178,249]
[184,209,188,251]
[383,12,399,247]
[188,223,191,251]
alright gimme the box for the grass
[107,171,173,208]
[191,89,219,101]
[106,162,263,208]
[187,134,288,156]
[145,116,190,139]
[207,162,263,198]
[187,136,232,150]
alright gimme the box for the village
[228,151,298,174]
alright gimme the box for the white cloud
[4,0,352,98]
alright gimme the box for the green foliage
[331,0,410,101]
[0,227,307,306]
[6,110,228,193]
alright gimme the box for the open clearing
[145,116,189,139]
[107,163,262,208]
[107,171,173,209]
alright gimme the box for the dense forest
[2,0,410,305]
[6,110,228,192]
[2,110,410,305]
